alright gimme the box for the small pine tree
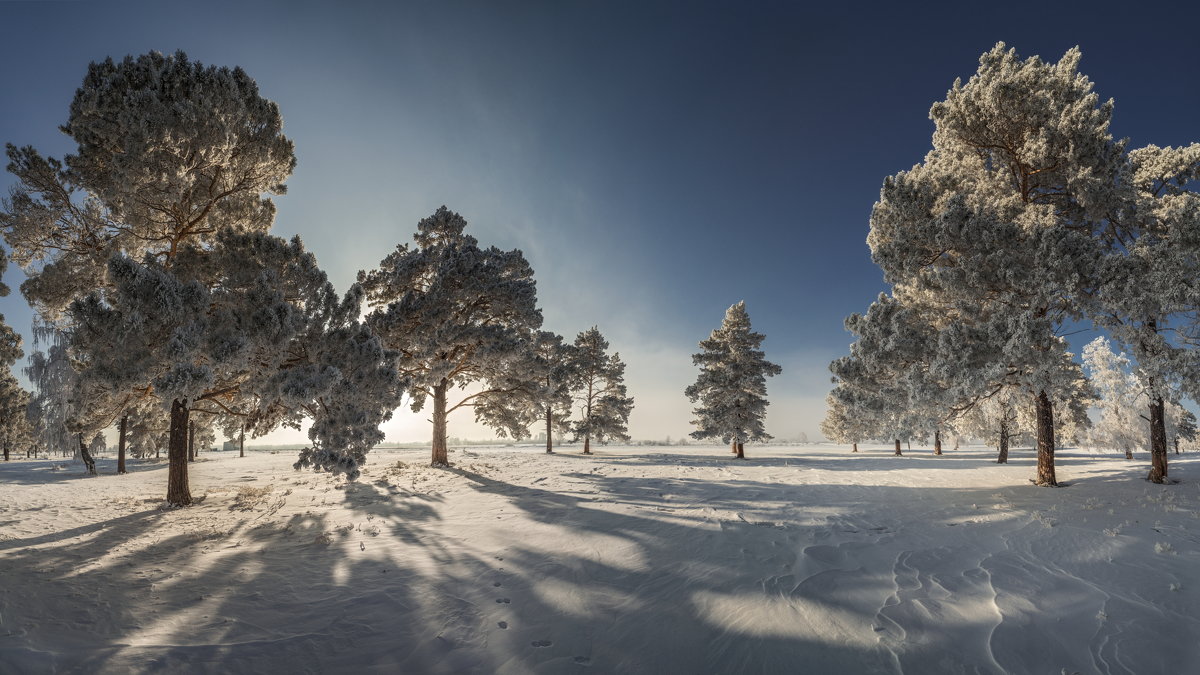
[569,328,633,453]
[685,302,781,459]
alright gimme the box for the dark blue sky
[2,1,1198,441]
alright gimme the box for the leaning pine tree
[569,327,633,454]
[685,302,781,459]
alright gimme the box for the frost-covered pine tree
[1082,337,1145,459]
[482,330,576,453]
[828,294,948,456]
[820,393,869,453]
[569,327,633,453]
[2,50,295,320]
[867,43,1121,486]
[71,231,403,503]
[360,207,542,466]
[0,372,32,461]
[686,302,781,459]
[1091,143,1200,482]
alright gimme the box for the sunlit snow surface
[2,444,1197,674]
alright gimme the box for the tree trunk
[431,379,449,465]
[997,419,1009,464]
[954,437,960,451]
[118,414,128,475]
[852,442,858,453]
[934,430,942,455]
[167,399,192,506]
[735,442,745,459]
[894,439,902,456]
[239,424,245,458]
[78,433,96,476]
[545,407,553,453]
[582,376,594,455]
[731,440,737,454]
[187,421,195,463]
[1175,437,1180,455]
[906,441,911,451]
[1124,447,1133,460]
[1034,390,1057,486]
[1148,396,1168,483]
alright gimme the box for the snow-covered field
[2,444,1198,674]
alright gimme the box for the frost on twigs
[294,447,364,481]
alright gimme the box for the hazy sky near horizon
[3,1,1199,444]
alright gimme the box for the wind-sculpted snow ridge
[1,444,1197,673]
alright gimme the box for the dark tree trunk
[1175,437,1180,455]
[78,433,96,476]
[906,441,911,451]
[167,399,192,506]
[187,421,195,463]
[934,430,942,455]
[1148,396,1168,483]
[1034,390,1057,486]
[1124,447,1133,460]
[851,442,858,453]
[997,420,1009,464]
[239,424,245,458]
[735,442,745,459]
[431,379,449,465]
[894,439,902,456]
[731,440,737,454]
[582,377,594,455]
[545,407,553,453]
[118,414,128,475]
[954,437,960,451]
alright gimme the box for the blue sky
[3,1,1199,443]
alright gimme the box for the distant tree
[522,331,575,453]
[1082,337,1144,459]
[0,372,33,461]
[685,302,781,459]
[820,393,868,453]
[24,326,74,457]
[569,327,633,454]
[1169,408,1197,454]
[360,207,542,466]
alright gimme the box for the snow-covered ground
[1,444,1198,674]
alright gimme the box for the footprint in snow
[573,656,591,665]
[493,582,502,587]
[498,621,508,629]
[496,598,510,604]
[531,640,552,648]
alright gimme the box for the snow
[2,444,1198,673]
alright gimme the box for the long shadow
[0,456,165,485]
[6,453,1197,674]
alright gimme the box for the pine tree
[360,207,542,466]
[1082,337,1144,459]
[1092,143,1200,482]
[866,43,1121,485]
[569,328,633,454]
[686,302,780,459]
